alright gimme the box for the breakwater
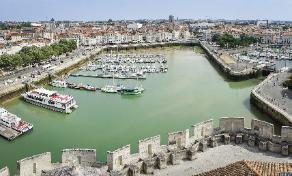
[250,73,292,126]
[199,42,260,81]
[0,117,291,176]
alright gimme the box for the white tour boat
[21,88,78,113]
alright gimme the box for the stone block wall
[61,149,96,167]
[138,135,161,159]
[17,152,52,176]
[281,126,292,142]
[0,167,9,176]
[251,119,274,139]
[190,120,213,143]
[107,145,131,171]
[219,117,244,133]
[2,117,291,176]
[168,129,190,148]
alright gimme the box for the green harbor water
[0,47,277,174]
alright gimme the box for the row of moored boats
[50,79,145,95]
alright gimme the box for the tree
[0,40,77,70]
[283,75,292,90]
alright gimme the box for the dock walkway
[0,124,21,141]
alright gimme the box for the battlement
[0,167,9,176]
[1,117,291,176]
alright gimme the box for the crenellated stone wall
[61,149,96,167]
[138,135,161,159]
[17,152,52,176]
[1,117,291,176]
[219,117,244,133]
[190,119,213,143]
[0,167,9,176]
[251,119,274,140]
[107,145,131,171]
[168,129,190,149]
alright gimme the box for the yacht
[50,80,67,88]
[119,86,144,95]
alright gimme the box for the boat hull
[23,98,74,114]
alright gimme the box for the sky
[0,0,291,21]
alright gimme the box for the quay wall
[0,41,196,104]
[250,73,292,126]
[199,42,259,81]
[2,117,291,176]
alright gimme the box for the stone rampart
[0,167,9,176]
[61,149,96,167]
[250,73,292,126]
[1,117,291,176]
[219,117,244,133]
[17,152,52,176]
[199,42,259,80]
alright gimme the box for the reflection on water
[0,47,281,174]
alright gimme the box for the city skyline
[1,0,292,21]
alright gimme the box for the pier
[70,73,146,80]
[0,124,21,141]
[199,41,260,80]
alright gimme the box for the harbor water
[0,47,279,174]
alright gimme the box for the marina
[0,47,279,174]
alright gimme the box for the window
[33,163,37,174]
[148,144,152,156]
[177,138,182,148]
[118,155,123,166]
[77,156,81,165]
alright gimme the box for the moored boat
[21,88,78,114]
[80,84,97,91]
[0,108,33,133]
[49,80,67,88]
[119,86,144,95]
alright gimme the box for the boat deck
[0,124,21,141]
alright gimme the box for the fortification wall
[17,152,52,176]
[0,167,9,176]
[1,117,290,176]
[250,74,292,126]
[61,149,96,167]
[168,129,190,149]
[107,145,131,171]
[199,42,259,80]
[190,119,213,143]
[219,117,244,133]
[138,135,161,159]
[251,119,274,139]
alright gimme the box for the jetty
[0,124,21,141]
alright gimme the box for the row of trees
[0,22,32,30]
[0,39,77,70]
[212,33,259,48]
[283,75,292,90]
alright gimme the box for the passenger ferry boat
[21,88,78,114]
[50,80,67,88]
[0,108,33,133]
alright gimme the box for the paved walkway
[153,144,291,176]
[256,72,292,115]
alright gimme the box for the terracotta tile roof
[194,160,292,176]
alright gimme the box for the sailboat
[101,74,124,93]
[119,77,144,95]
